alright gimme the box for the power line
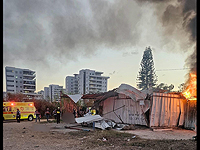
[156,68,191,71]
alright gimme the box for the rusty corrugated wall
[150,92,185,127]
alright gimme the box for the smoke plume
[3,0,196,72]
[137,0,196,74]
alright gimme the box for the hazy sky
[3,0,196,92]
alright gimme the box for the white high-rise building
[43,84,63,102]
[44,87,50,101]
[66,69,109,94]
[5,66,36,97]
[65,74,78,94]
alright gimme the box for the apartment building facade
[5,66,36,97]
[65,74,78,94]
[44,84,63,102]
[66,69,109,94]
[44,87,50,100]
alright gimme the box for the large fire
[182,73,197,100]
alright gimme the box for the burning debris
[182,73,197,100]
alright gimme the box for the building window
[6,70,13,72]
[7,75,14,77]
[7,80,14,82]
[7,90,14,92]
[7,85,14,87]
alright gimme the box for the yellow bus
[3,102,36,121]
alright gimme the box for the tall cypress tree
[137,46,158,90]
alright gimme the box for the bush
[33,99,57,117]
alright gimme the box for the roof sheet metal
[75,115,103,123]
[68,94,82,103]
[116,84,146,101]
[150,92,185,127]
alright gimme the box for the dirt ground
[122,127,196,140]
[3,120,197,150]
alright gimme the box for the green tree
[137,46,158,90]
[178,83,186,92]
[154,83,174,92]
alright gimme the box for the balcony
[23,70,35,74]
[89,77,96,81]
[23,71,36,79]
[89,83,102,87]
[23,89,35,91]
[23,80,36,86]
[23,85,36,91]
[89,84,95,88]
[23,74,36,80]
[89,85,101,90]
[23,84,36,86]
[23,76,36,81]
[23,92,37,96]
[6,72,14,76]
[88,88,102,93]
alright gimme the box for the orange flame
[182,73,197,100]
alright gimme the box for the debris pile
[75,114,138,130]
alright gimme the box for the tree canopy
[137,46,158,90]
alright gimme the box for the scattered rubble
[132,135,136,139]
[102,137,107,142]
[75,114,141,131]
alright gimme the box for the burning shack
[182,73,197,129]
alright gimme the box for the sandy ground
[3,119,197,150]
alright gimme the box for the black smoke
[138,0,196,72]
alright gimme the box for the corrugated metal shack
[97,93,150,126]
[150,92,185,127]
[82,84,151,126]
[81,84,196,129]
[150,93,197,129]
[184,99,197,129]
